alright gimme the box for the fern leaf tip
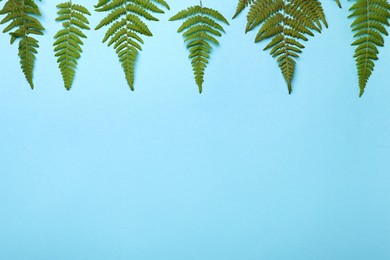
[288,82,292,94]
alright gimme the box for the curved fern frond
[170,5,229,93]
[232,0,253,18]
[95,0,169,91]
[245,0,327,94]
[0,0,44,89]
[54,1,91,90]
[349,0,390,97]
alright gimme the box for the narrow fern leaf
[349,0,390,96]
[95,0,169,91]
[170,5,229,93]
[53,1,91,90]
[232,0,253,19]
[245,0,327,94]
[0,0,44,89]
[335,0,341,8]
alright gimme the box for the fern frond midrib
[62,5,75,87]
[123,0,136,90]
[281,0,292,93]
[361,0,371,96]
[20,0,34,88]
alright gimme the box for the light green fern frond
[170,5,229,93]
[95,0,169,91]
[0,0,44,89]
[54,1,91,90]
[245,0,327,93]
[349,0,390,97]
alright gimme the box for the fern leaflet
[244,0,327,93]
[349,0,390,96]
[170,5,229,93]
[0,0,44,89]
[95,0,169,91]
[233,0,253,19]
[54,1,91,90]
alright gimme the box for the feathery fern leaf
[232,0,253,18]
[95,0,169,91]
[0,0,44,89]
[349,0,390,96]
[170,5,229,93]
[245,0,327,93]
[54,1,91,90]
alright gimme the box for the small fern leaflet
[170,5,229,93]
[95,0,169,91]
[245,0,327,93]
[349,0,390,96]
[0,0,44,89]
[233,0,253,19]
[54,1,91,90]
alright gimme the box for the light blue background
[1,1,390,259]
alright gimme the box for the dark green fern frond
[95,0,169,91]
[245,0,327,94]
[54,1,91,90]
[0,0,44,89]
[170,5,229,93]
[349,0,390,97]
[335,0,341,8]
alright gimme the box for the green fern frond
[349,0,390,97]
[232,0,253,19]
[0,0,44,89]
[170,5,229,93]
[95,0,169,91]
[53,1,91,90]
[335,0,342,8]
[245,0,327,94]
